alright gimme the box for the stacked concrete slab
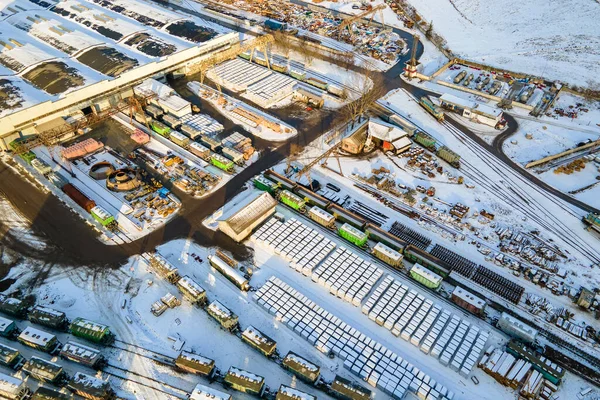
[254,276,455,400]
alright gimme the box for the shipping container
[61,183,96,213]
[90,206,115,227]
[372,242,403,268]
[162,114,182,130]
[188,142,210,159]
[210,154,234,173]
[278,190,306,212]
[60,341,105,369]
[69,318,113,344]
[308,206,335,228]
[150,120,171,137]
[169,131,190,148]
[338,223,368,248]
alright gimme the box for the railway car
[327,83,344,97]
[403,245,451,278]
[327,203,366,230]
[207,254,250,291]
[169,131,190,148]
[436,146,461,168]
[28,306,67,330]
[181,123,203,140]
[419,97,444,121]
[150,120,171,137]
[145,104,163,119]
[278,190,306,212]
[413,131,437,151]
[0,316,16,338]
[175,351,215,377]
[282,352,321,384]
[68,372,114,400]
[306,77,328,91]
[583,212,600,233]
[210,154,234,173]
[31,387,73,400]
[18,327,59,353]
[90,206,115,227]
[263,169,297,191]
[0,343,22,369]
[62,183,96,213]
[410,263,442,290]
[221,147,245,165]
[239,51,251,61]
[199,135,221,152]
[330,375,372,400]
[20,151,37,164]
[364,223,407,252]
[338,223,369,248]
[253,175,279,194]
[162,114,182,130]
[293,186,330,210]
[69,318,113,345]
[372,242,403,268]
[289,69,306,81]
[60,341,105,369]
[241,326,277,357]
[188,142,210,160]
[308,206,335,229]
[385,114,417,136]
[206,300,239,331]
[272,61,289,74]
[23,356,65,384]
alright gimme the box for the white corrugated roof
[368,118,408,142]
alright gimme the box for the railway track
[104,363,188,399]
[110,339,177,366]
[440,120,600,265]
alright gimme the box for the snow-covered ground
[404,0,600,89]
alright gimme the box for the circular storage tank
[89,161,115,180]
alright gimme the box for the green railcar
[69,318,113,344]
[410,263,442,290]
[338,223,368,248]
[413,131,437,151]
[20,151,37,164]
[90,206,115,227]
[210,154,234,173]
[150,120,171,137]
[436,146,460,168]
[253,175,279,193]
[278,190,306,212]
[289,69,306,81]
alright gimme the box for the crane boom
[338,4,386,39]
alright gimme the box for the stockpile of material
[61,138,103,160]
[254,276,455,400]
[363,276,489,377]
[252,217,336,276]
[479,347,532,388]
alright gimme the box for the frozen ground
[405,0,600,89]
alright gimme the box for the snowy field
[405,0,600,89]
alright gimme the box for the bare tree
[342,70,386,128]
[272,31,292,58]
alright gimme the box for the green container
[290,70,306,81]
[410,264,442,290]
[253,175,278,193]
[69,317,112,344]
[414,132,436,150]
[338,223,368,247]
[91,207,115,227]
[151,120,171,137]
[20,151,37,164]
[279,190,305,211]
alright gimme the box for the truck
[338,223,368,248]
[62,183,96,212]
[278,190,306,212]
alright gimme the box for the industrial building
[223,367,265,396]
[439,94,504,128]
[282,351,321,384]
[175,351,215,377]
[207,300,239,331]
[69,318,113,344]
[497,313,538,344]
[18,327,59,353]
[135,79,192,118]
[60,341,105,369]
[218,191,277,242]
[451,287,486,316]
[367,119,412,155]
[189,384,231,400]
[177,276,207,305]
[22,356,64,383]
[341,124,368,155]
[67,372,114,400]
[28,306,67,330]
[241,325,277,357]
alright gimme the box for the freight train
[412,133,461,168]
[419,97,444,121]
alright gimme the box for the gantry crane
[187,34,275,86]
[296,141,343,189]
[337,4,386,42]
